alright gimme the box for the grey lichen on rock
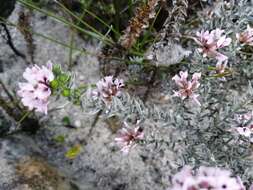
[145,40,191,66]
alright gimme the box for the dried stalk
[18,8,35,64]
[162,0,188,39]
[145,0,189,66]
[119,0,161,49]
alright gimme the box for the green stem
[17,111,32,125]
[82,7,120,37]
[68,30,74,70]
[128,0,133,17]
[1,19,126,62]
[17,0,114,45]
[113,0,120,32]
[54,0,113,43]
[1,19,122,62]
[0,80,22,111]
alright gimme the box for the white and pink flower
[92,76,124,103]
[170,166,245,190]
[213,61,229,80]
[215,61,227,75]
[172,71,201,106]
[115,121,144,154]
[235,112,253,123]
[235,112,253,142]
[236,25,253,46]
[18,61,54,114]
[195,29,231,63]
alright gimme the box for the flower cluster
[235,111,253,142]
[169,166,245,190]
[115,121,144,154]
[196,29,231,63]
[236,25,253,46]
[18,61,54,114]
[172,71,201,106]
[92,76,124,104]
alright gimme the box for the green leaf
[211,71,231,78]
[90,84,97,88]
[65,144,82,159]
[59,74,70,83]
[52,64,62,76]
[62,88,71,97]
[50,80,59,89]
[53,135,65,143]
[207,66,216,71]
[72,89,81,99]
[62,116,71,126]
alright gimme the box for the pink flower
[92,76,124,104]
[236,25,253,46]
[196,29,231,63]
[236,127,252,138]
[170,166,245,190]
[171,166,193,187]
[235,112,253,142]
[215,61,227,75]
[115,121,144,154]
[235,112,253,123]
[172,71,201,105]
[214,61,229,80]
[18,61,54,114]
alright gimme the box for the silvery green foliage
[203,0,253,31]
[81,80,253,183]
[170,82,253,184]
[81,0,253,187]
[82,92,172,122]
[169,0,253,185]
[189,1,253,68]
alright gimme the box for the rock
[0,109,13,136]
[16,158,75,190]
[145,40,192,66]
[0,134,78,190]
[74,120,82,128]
[0,0,16,20]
